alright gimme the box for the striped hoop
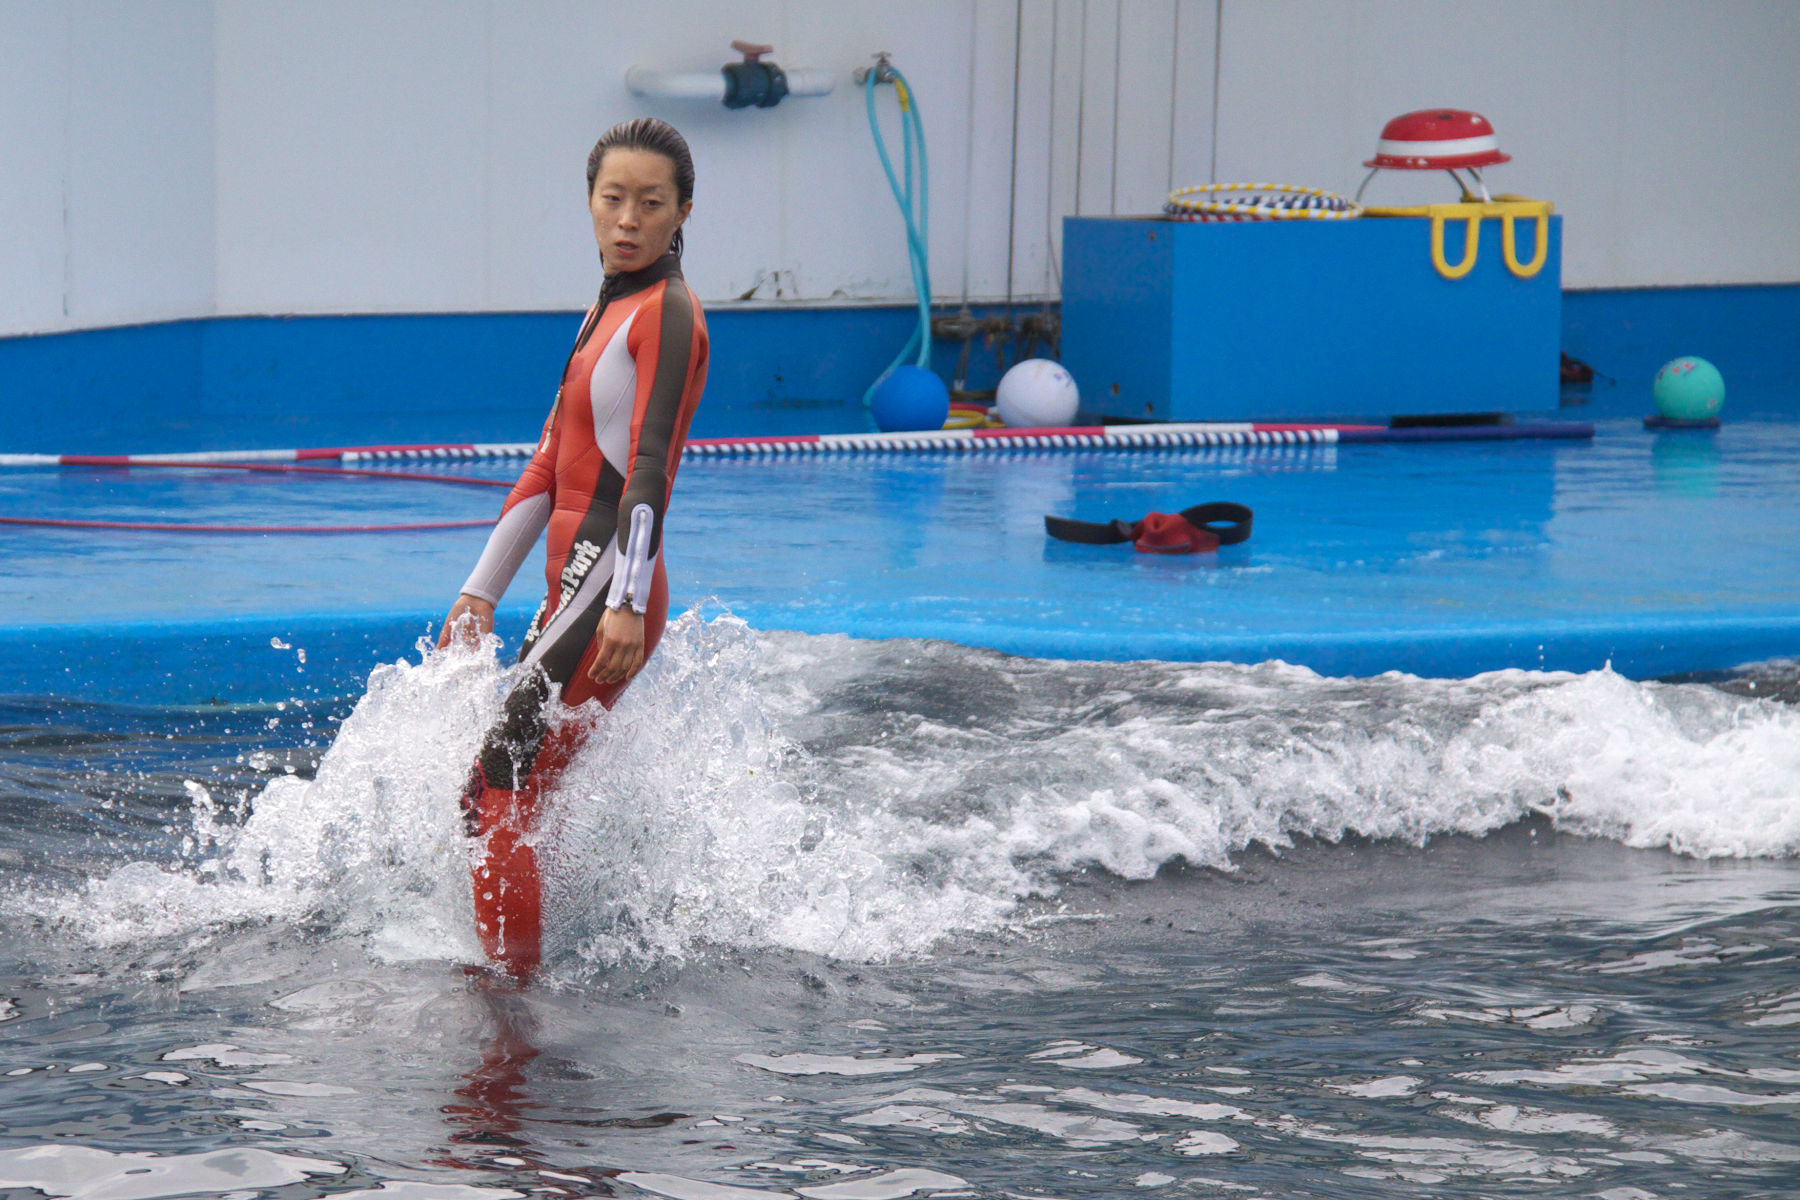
[1165,183,1361,222]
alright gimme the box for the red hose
[0,516,495,533]
[63,459,512,488]
[2,460,508,535]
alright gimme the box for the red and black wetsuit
[458,252,707,976]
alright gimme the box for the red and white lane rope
[0,444,529,467]
[0,423,1363,469]
[681,423,1352,456]
[0,420,1591,534]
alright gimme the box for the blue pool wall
[0,304,1032,453]
[1561,285,1800,409]
[2,284,1796,454]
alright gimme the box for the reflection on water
[441,975,543,1161]
[4,881,1796,1198]
[1651,428,1723,497]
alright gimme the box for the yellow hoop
[942,408,995,430]
[1165,182,1361,221]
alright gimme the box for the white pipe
[780,68,835,97]
[627,65,725,102]
[625,64,835,102]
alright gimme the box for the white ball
[995,358,1080,428]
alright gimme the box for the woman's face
[589,147,690,274]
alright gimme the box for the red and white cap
[1364,109,1510,170]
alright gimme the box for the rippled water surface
[2,617,1797,1198]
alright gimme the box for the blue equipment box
[1061,214,1562,422]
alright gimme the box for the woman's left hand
[588,607,646,686]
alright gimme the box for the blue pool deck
[2,377,1796,704]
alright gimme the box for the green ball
[1652,356,1725,421]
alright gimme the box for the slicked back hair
[586,118,695,259]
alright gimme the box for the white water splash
[54,637,504,959]
[25,615,1800,975]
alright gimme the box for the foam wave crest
[1487,669,1800,856]
[33,616,1800,972]
[739,637,1799,902]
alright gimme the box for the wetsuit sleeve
[606,283,707,613]
[460,403,558,604]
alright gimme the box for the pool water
[3,372,1798,1197]
[2,619,1797,1199]
[4,414,1799,702]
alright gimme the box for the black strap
[1044,502,1253,546]
[1043,514,1136,544]
[1183,501,1254,545]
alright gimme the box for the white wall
[1214,0,1800,292]
[211,0,1146,314]
[0,0,213,335]
[2,0,1796,338]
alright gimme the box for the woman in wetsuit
[438,118,708,978]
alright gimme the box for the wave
[14,610,1800,976]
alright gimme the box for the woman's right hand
[438,593,496,649]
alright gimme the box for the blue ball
[870,366,950,433]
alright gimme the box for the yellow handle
[1366,199,1555,281]
[1431,213,1482,280]
[1502,209,1551,278]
